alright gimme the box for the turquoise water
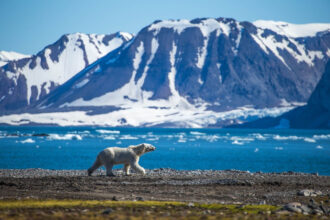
[0,127,329,175]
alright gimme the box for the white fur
[88,143,156,176]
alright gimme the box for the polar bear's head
[131,143,156,156]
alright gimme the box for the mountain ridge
[0,32,133,112]
[0,17,329,127]
[231,60,330,129]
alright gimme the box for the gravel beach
[1,168,329,205]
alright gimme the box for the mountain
[0,17,329,127]
[0,32,133,112]
[0,51,30,67]
[233,61,330,129]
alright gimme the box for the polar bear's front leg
[131,162,146,175]
[105,163,115,177]
[124,164,131,175]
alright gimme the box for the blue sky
[1,0,329,54]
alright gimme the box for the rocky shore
[0,169,329,218]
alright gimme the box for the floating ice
[273,135,299,140]
[275,146,284,150]
[304,138,316,143]
[20,138,35,144]
[252,133,267,140]
[96,129,120,134]
[230,136,254,143]
[316,145,324,149]
[104,136,116,140]
[119,135,138,140]
[178,139,187,143]
[48,134,82,140]
[190,131,206,135]
[232,140,244,145]
[313,134,330,140]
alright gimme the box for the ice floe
[20,138,35,144]
[48,134,83,140]
[96,129,120,134]
[316,145,324,149]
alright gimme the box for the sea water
[0,126,329,175]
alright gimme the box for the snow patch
[74,78,89,89]
[252,25,325,67]
[149,18,233,37]
[0,105,295,127]
[253,20,330,38]
[0,51,30,67]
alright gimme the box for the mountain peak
[147,17,241,37]
[0,51,30,67]
[0,32,132,111]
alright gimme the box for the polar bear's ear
[132,143,146,156]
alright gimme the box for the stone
[136,196,144,201]
[320,205,328,215]
[312,209,324,215]
[315,190,323,196]
[300,205,311,214]
[298,189,313,196]
[298,189,322,197]
[276,210,291,215]
[102,208,113,215]
[187,202,195,207]
[284,202,302,213]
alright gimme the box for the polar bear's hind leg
[88,156,102,176]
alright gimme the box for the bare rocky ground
[0,169,329,219]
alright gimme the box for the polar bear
[87,143,156,176]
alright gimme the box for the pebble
[276,210,291,215]
[283,201,327,215]
[102,208,113,215]
[136,196,144,201]
[284,202,302,213]
[187,202,195,207]
[300,205,311,214]
[298,189,322,197]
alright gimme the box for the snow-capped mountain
[232,60,330,129]
[0,17,329,127]
[0,51,30,67]
[0,32,133,112]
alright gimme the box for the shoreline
[1,168,329,218]
[0,168,328,177]
[1,168,329,203]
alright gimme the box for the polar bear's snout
[144,143,156,152]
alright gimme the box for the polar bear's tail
[87,154,102,176]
